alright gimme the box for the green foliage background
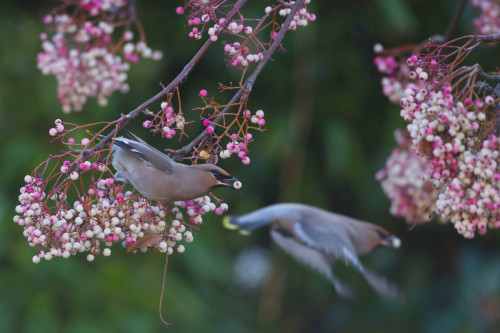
[1,1,499,332]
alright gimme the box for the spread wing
[293,221,364,270]
[271,230,354,299]
[293,220,402,301]
[111,136,174,174]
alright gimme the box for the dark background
[1,1,499,332]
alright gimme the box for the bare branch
[443,0,468,42]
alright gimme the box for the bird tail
[222,216,251,236]
[86,130,106,141]
[360,269,403,301]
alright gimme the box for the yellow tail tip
[222,216,238,230]
[86,130,102,141]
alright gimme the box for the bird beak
[216,176,239,188]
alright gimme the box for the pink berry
[175,6,184,15]
[203,119,211,127]
[199,89,208,97]
[205,126,214,134]
[257,118,266,126]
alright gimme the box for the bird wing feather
[111,137,174,174]
[293,221,364,271]
[271,230,355,299]
[293,221,402,300]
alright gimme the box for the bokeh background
[1,1,499,332]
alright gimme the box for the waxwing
[224,203,402,300]
[98,129,240,202]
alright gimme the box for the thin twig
[158,252,171,327]
[443,0,467,42]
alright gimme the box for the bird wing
[113,171,128,183]
[292,221,364,271]
[111,137,174,174]
[271,230,354,299]
[292,220,402,300]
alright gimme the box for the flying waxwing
[97,129,240,202]
[223,203,402,300]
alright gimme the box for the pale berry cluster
[400,83,492,187]
[373,44,425,103]
[206,108,265,165]
[274,3,316,31]
[472,0,500,35]
[376,130,437,224]
[223,42,264,68]
[218,133,254,165]
[398,55,500,236]
[435,135,500,238]
[79,0,126,16]
[14,169,230,263]
[178,0,315,68]
[142,101,186,140]
[38,2,162,113]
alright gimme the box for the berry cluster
[177,0,315,69]
[375,37,500,237]
[14,158,231,263]
[398,53,499,237]
[202,105,266,165]
[435,135,500,238]
[142,101,186,140]
[472,0,500,35]
[373,44,425,103]
[376,130,437,224]
[37,1,162,113]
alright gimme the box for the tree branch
[171,0,306,159]
[443,0,467,42]
[473,34,500,43]
[479,71,500,83]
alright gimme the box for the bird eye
[211,170,225,180]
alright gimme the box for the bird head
[193,164,240,189]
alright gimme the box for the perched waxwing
[97,129,240,202]
[223,203,402,300]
